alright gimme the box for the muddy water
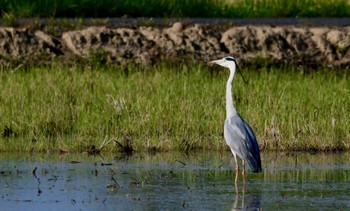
[0,152,349,210]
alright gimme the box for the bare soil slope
[1,22,350,68]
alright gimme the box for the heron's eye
[225,57,235,62]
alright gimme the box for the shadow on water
[0,151,349,210]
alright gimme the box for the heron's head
[209,56,237,69]
[209,56,247,83]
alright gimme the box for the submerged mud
[1,21,350,68]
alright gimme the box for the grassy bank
[1,0,350,19]
[0,63,349,153]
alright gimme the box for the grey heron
[209,56,262,182]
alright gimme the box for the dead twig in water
[88,136,115,155]
[101,162,112,166]
[175,159,186,166]
[99,136,115,152]
[107,176,120,190]
[32,167,37,178]
[115,135,134,155]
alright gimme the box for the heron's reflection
[232,180,261,210]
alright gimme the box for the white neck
[226,63,237,118]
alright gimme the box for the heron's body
[224,114,261,173]
[209,56,262,177]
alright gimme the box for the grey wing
[224,114,262,173]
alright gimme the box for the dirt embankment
[1,22,350,68]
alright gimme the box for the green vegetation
[1,0,350,19]
[0,63,349,153]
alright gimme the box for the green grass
[1,0,350,19]
[0,63,349,153]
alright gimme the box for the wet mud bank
[1,21,350,68]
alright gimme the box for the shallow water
[1,151,350,210]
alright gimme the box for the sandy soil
[1,22,350,68]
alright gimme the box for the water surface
[1,152,349,210]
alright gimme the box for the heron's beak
[208,59,224,66]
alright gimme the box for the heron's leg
[234,179,239,194]
[242,160,246,175]
[242,160,246,184]
[233,154,239,184]
[233,154,239,171]
[242,179,246,195]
